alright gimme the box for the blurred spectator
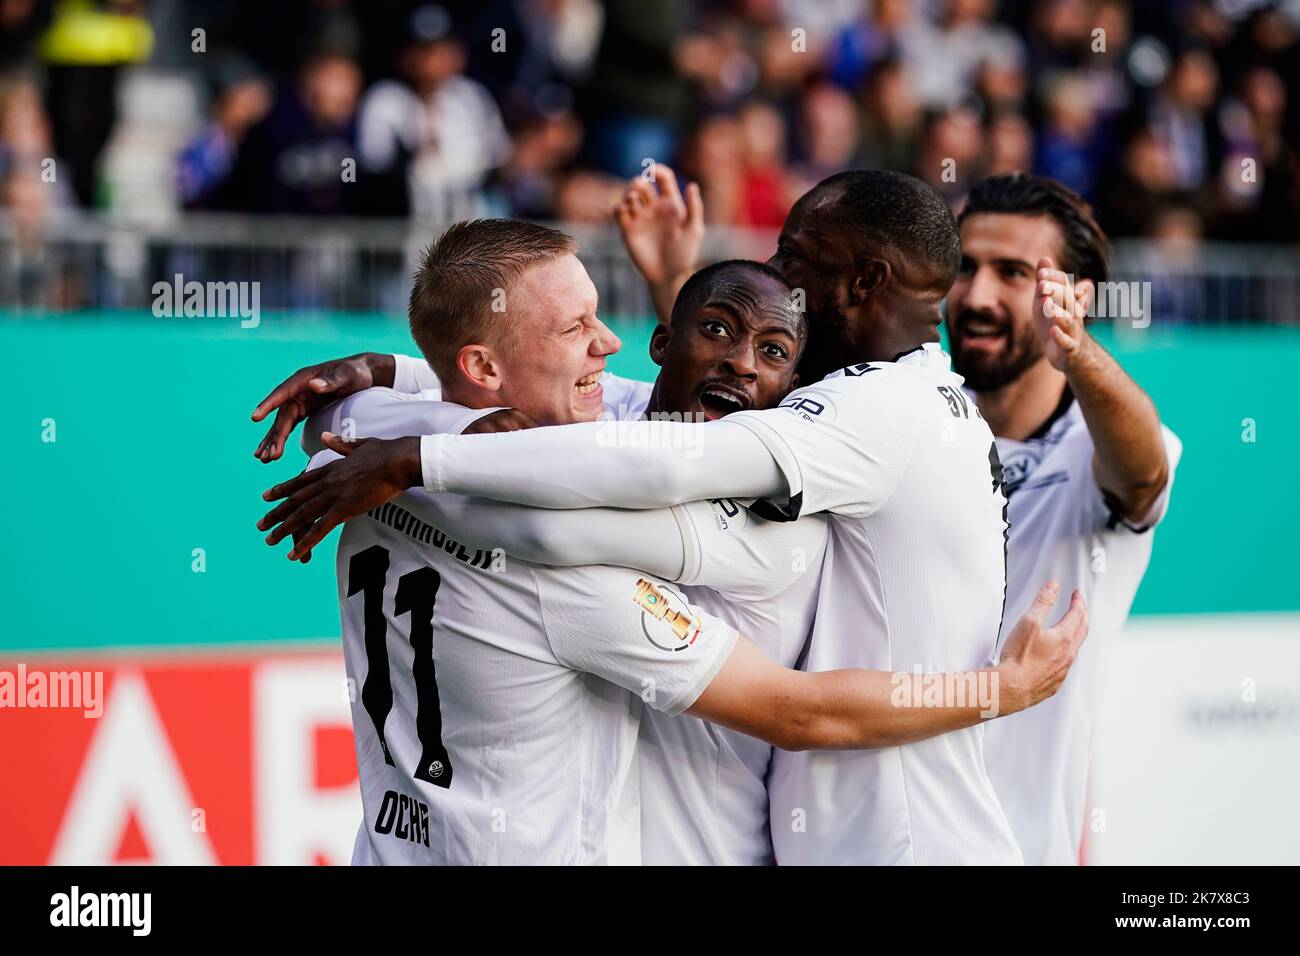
[0,0,52,70]
[986,108,1035,175]
[856,57,922,172]
[824,0,911,92]
[39,0,153,206]
[681,112,745,224]
[1096,125,1185,238]
[231,49,362,215]
[795,81,858,188]
[552,167,623,223]
[1212,66,1299,241]
[899,0,1025,109]
[581,0,690,177]
[176,58,272,210]
[0,72,76,305]
[488,84,582,219]
[736,98,792,228]
[1034,71,1102,199]
[465,0,604,111]
[356,6,509,221]
[1026,0,1095,74]
[1148,46,1222,192]
[918,103,985,207]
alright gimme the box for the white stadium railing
[1,211,1297,324]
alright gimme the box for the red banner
[0,648,360,865]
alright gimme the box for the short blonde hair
[408,219,577,382]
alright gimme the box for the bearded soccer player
[946,174,1181,865]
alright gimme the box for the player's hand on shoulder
[613,163,704,287]
[251,352,395,462]
[994,582,1088,715]
[257,433,422,561]
[464,408,540,434]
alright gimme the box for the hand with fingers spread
[613,163,705,323]
[1034,257,1096,373]
[993,582,1089,716]
[251,353,396,462]
[258,433,423,561]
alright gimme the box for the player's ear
[456,343,503,391]
[850,258,891,304]
[649,323,672,367]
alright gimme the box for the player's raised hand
[258,433,422,560]
[1034,258,1095,372]
[251,353,395,462]
[614,163,705,289]
[994,582,1088,715]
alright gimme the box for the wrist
[992,666,1026,717]
[367,352,396,388]
[1062,330,1099,379]
[391,435,424,489]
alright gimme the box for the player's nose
[590,316,622,358]
[962,265,1002,314]
[721,339,759,380]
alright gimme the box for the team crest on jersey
[999,446,1043,494]
[632,579,701,652]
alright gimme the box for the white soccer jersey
[314,413,735,865]
[316,381,825,866]
[641,500,828,866]
[981,396,1182,865]
[729,343,1023,865]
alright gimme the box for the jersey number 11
[347,545,454,789]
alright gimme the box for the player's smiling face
[497,253,622,425]
[947,213,1060,392]
[650,270,803,420]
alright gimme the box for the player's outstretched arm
[421,418,785,507]
[261,422,788,558]
[687,583,1088,751]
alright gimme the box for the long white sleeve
[301,388,496,455]
[420,418,787,509]
[301,389,692,577]
[391,353,441,394]
[396,492,689,579]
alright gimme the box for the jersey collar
[824,342,952,380]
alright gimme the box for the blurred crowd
[1,0,1300,247]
